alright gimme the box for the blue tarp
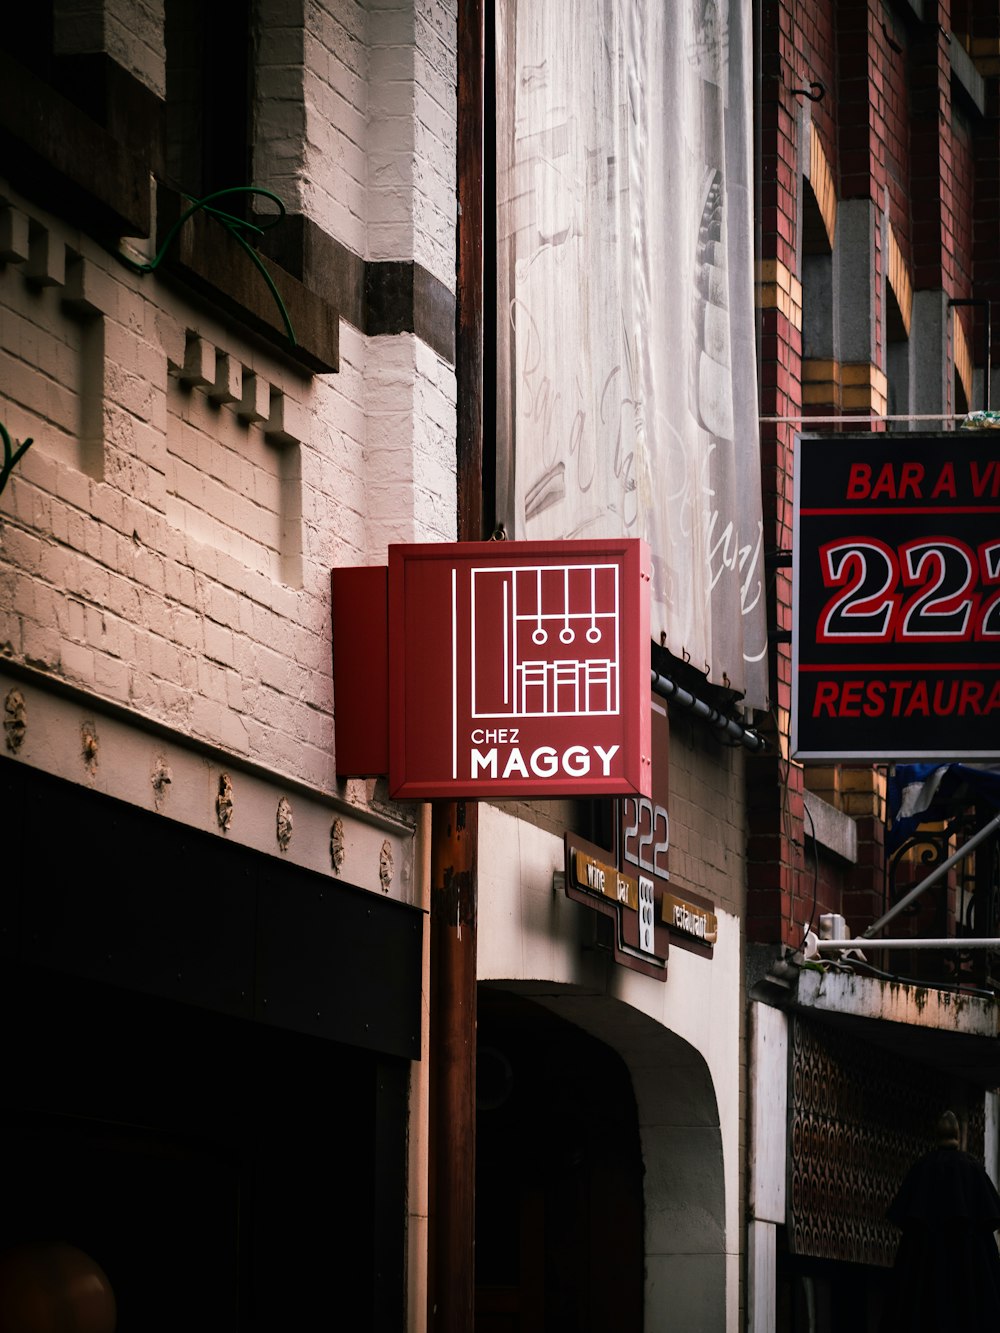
[887,764,1000,850]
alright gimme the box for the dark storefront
[0,758,422,1331]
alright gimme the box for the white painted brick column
[413,0,457,288]
[54,0,166,97]
[364,332,457,557]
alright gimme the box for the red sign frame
[388,539,650,799]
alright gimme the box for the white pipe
[817,937,1000,951]
[760,412,967,423]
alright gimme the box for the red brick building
[748,4,1000,1329]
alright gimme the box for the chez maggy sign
[331,537,715,979]
[331,539,651,800]
[388,539,650,799]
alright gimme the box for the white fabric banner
[496,0,767,705]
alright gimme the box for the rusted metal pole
[427,0,484,1327]
[428,799,478,1332]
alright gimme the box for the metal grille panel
[788,1016,985,1266]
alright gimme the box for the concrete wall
[478,723,747,1332]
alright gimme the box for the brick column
[753,2,806,949]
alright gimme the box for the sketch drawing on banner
[469,562,621,724]
[496,0,767,704]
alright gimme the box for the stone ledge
[803,789,858,864]
[0,48,150,238]
[951,38,986,117]
[794,968,1000,1087]
[796,967,997,1039]
[261,212,456,365]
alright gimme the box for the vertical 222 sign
[621,793,670,878]
[618,699,718,951]
[564,695,718,976]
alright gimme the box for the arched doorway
[475,983,730,1330]
[475,989,644,1332]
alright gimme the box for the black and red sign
[792,434,1000,760]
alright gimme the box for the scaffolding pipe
[862,810,1000,939]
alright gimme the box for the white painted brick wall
[413,0,457,286]
[364,2,416,263]
[0,2,458,801]
[362,329,456,559]
[255,8,309,214]
[53,0,166,98]
[43,1,458,293]
[107,0,165,96]
[255,1,457,289]
[0,213,456,793]
[298,1,371,255]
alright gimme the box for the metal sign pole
[428,798,478,1333]
[428,1,483,1326]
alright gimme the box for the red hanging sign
[387,539,651,799]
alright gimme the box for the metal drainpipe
[650,668,767,752]
[428,2,484,1329]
